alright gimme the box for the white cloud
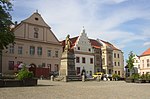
[144,42,150,47]
[12,0,150,49]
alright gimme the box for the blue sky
[11,0,150,61]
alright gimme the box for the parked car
[92,72,103,79]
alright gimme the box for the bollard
[82,74,85,82]
[40,75,43,80]
[51,75,54,81]
[97,75,100,82]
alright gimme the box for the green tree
[126,51,135,76]
[0,0,15,77]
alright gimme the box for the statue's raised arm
[65,35,71,51]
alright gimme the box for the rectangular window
[30,46,35,55]
[118,62,120,66]
[142,60,144,68]
[118,71,120,75]
[114,62,116,66]
[115,71,117,74]
[109,55,112,61]
[96,55,100,61]
[47,50,51,57]
[9,45,14,54]
[42,63,45,67]
[55,51,58,57]
[78,47,80,50]
[90,58,93,64]
[76,67,80,75]
[114,53,116,58]
[37,47,42,56]
[82,57,86,63]
[76,57,80,63]
[147,59,150,67]
[108,69,112,74]
[118,54,120,58]
[8,61,14,70]
[18,46,23,54]
[55,64,59,71]
[47,64,51,72]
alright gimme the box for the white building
[61,27,95,76]
[140,48,150,75]
[133,55,140,74]
[74,28,94,76]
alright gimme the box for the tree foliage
[126,51,135,73]
[0,0,15,50]
[17,65,33,80]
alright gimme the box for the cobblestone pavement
[0,80,150,99]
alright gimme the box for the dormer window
[35,17,38,21]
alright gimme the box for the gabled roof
[22,12,50,28]
[100,40,120,51]
[61,36,79,49]
[61,36,102,49]
[141,48,150,56]
[89,39,102,48]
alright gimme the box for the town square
[0,0,150,99]
[1,80,150,99]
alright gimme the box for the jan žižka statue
[65,35,71,52]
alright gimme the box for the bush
[17,65,33,80]
[139,73,150,80]
[112,74,120,80]
[130,73,140,80]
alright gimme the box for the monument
[59,35,80,81]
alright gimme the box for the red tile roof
[89,39,102,48]
[61,36,79,49]
[141,48,150,56]
[100,40,120,51]
[61,36,102,49]
[61,36,120,50]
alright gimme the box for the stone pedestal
[58,50,81,81]
[59,51,76,76]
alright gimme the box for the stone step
[67,76,82,81]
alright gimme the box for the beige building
[113,49,124,77]
[98,40,124,77]
[89,39,102,73]
[98,40,113,74]
[140,48,150,75]
[2,12,62,74]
